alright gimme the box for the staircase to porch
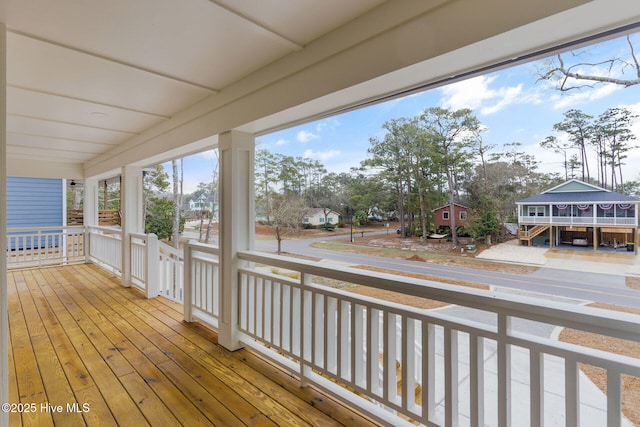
[518,225,549,243]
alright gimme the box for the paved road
[254,232,640,310]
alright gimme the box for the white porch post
[0,22,8,427]
[83,178,99,227]
[83,178,99,263]
[218,130,255,351]
[592,203,597,251]
[121,165,144,287]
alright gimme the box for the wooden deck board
[7,263,381,426]
[74,266,349,427]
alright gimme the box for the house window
[442,211,449,220]
[327,217,333,223]
[528,206,544,216]
[319,218,325,223]
[459,211,467,220]
[303,218,309,223]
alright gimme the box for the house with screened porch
[516,179,638,254]
[2,2,640,427]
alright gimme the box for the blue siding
[7,177,63,249]
[7,177,63,228]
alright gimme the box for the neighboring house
[516,179,638,253]
[303,208,340,226]
[6,177,64,248]
[433,203,469,230]
[189,194,217,213]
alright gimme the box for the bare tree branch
[537,36,640,90]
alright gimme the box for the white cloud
[275,138,288,146]
[550,83,621,110]
[296,130,319,142]
[440,76,497,110]
[315,118,340,133]
[440,76,524,115]
[303,149,341,162]
[481,84,523,115]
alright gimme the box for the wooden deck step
[519,225,549,241]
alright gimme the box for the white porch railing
[519,215,551,224]
[86,226,123,273]
[183,241,220,328]
[129,232,159,298]
[6,226,86,268]
[8,225,172,300]
[178,249,639,427]
[158,241,185,302]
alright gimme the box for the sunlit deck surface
[8,263,379,426]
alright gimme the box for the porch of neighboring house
[7,262,377,427]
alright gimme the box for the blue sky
[173,33,640,194]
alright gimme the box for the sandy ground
[475,238,548,265]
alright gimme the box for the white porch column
[218,130,255,351]
[121,165,144,287]
[83,178,99,227]
[83,178,99,263]
[0,22,8,427]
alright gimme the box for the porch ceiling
[2,0,640,179]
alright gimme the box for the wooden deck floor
[7,263,380,426]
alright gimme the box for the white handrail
[183,241,220,326]
[86,226,122,274]
[228,250,640,427]
[519,215,637,226]
[129,232,159,297]
[8,225,168,302]
[158,241,185,302]
[7,226,86,268]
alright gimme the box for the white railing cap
[7,225,85,232]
